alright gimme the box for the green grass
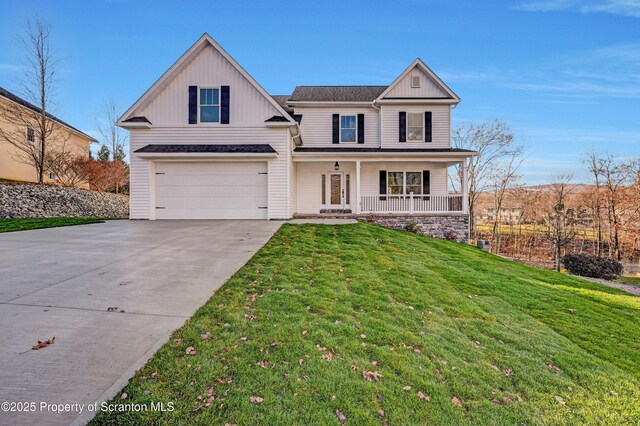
[0,217,105,233]
[91,223,640,425]
[615,276,640,286]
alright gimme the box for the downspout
[371,99,381,148]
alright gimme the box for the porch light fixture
[334,162,339,170]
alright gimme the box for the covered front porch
[292,150,473,216]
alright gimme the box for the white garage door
[155,162,268,219]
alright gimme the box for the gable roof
[0,87,96,141]
[377,58,460,102]
[289,86,387,102]
[118,33,294,125]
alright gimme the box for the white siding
[293,107,380,148]
[295,162,448,215]
[129,126,290,219]
[135,44,280,126]
[384,67,449,99]
[380,104,450,149]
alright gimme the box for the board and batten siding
[294,107,380,148]
[134,44,280,126]
[383,67,449,98]
[129,126,291,219]
[380,104,450,149]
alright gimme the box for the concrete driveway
[0,220,281,425]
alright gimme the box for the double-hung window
[407,113,424,142]
[340,115,356,143]
[387,171,422,196]
[200,88,220,123]
[26,126,35,143]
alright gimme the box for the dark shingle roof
[270,95,294,114]
[0,87,96,141]
[265,115,290,122]
[135,144,277,154]
[289,86,388,102]
[123,116,151,124]
[293,147,477,153]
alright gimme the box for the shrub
[562,253,623,280]
[404,221,419,233]
[443,230,459,241]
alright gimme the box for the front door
[327,172,349,210]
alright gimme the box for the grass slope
[0,217,104,233]
[91,223,640,425]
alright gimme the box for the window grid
[407,113,424,142]
[387,171,422,196]
[199,88,220,123]
[340,115,356,143]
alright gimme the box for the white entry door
[154,162,268,219]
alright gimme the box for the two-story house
[118,34,477,240]
[0,87,95,186]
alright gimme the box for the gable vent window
[199,88,220,123]
[340,115,357,143]
[411,75,420,88]
[26,126,35,143]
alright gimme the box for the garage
[154,162,268,219]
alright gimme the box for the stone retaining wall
[358,214,470,242]
[0,184,129,218]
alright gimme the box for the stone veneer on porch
[357,214,470,243]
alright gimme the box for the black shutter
[425,111,432,142]
[221,86,230,124]
[188,86,197,124]
[423,170,431,200]
[332,114,339,144]
[357,113,365,144]
[379,170,387,201]
[399,112,406,142]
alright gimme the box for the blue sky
[1,0,638,184]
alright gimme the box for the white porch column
[355,160,361,214]
[462,158,469,214]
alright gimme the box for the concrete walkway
[0,220,281,425]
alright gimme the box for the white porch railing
[360,194,464,214]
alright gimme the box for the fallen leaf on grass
[363,371,383,382]
[610,390,619,396]
[302,330,308,336]
[452,396,462,407]
[503,396,513,404]
[321,352,333,361]
[244,314,257,320]
[417,391,430,401]
[335,410,347,424]
[504,368,513,377]
[185,346,196,355]
[121,392,128,399]
[298,358,304,366]
[555,396,567,406]
[257,360,269,369]
[378,409,385,417]
[200,332,210,340]
[351,364,359,371]
[402,386,412,391]
[548,363,561,372]
[32,337,55,350]
[568,308,576,313]
[249,395,263,404]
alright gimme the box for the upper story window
[407,113,424,142]
[199,88,220,123]
[26,126,35,143]
[340,115,357,143]
[411,75,421,88]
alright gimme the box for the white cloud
[515,0,640,17]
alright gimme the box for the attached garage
[154,161,268,219]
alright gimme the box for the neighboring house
[118,33,477,235]
[0,87,95,185]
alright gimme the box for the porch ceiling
[292,147,477,163]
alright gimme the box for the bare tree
[0,18,65,183]
[95,97,128,193]
[489,152,524,253]
[44,141,89,187]
[450,120,523,233]
[585,150,604,256]
[543,174,578,271]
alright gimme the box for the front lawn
[0,217,104,233]
[615,276,640,286]
[92,223,640,425]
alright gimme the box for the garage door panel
[155,162,268,219]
